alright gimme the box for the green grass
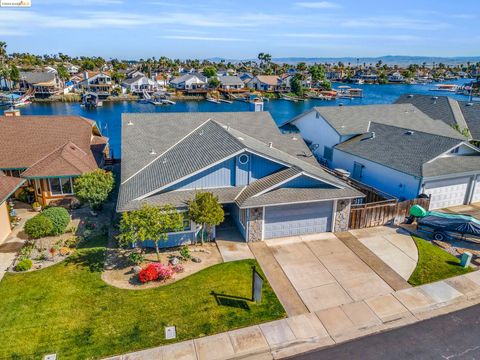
[0,235,285,359]
[408,236,473,286]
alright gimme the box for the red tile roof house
[0,115,109,213]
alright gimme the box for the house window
[239,208,247,228]
[49,177,74,196]
[323,146,333,161]
[238,154,249,165]
[182,213,191,231]
[352,162,364,180]
[450,147,460,154]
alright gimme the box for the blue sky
[0,0,478,59]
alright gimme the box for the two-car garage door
[423,177,470,210]
[263,201,333,239]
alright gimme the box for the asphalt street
[290,304,480,360]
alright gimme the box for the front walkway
[215,217,254,263]
[0,205,36,281]
[106,271,480,360]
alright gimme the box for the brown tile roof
[255,75,280,86]
[0,174,25,204]
[0,115,106,177]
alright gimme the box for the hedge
[42,207,70,235]
[24,215,54,239]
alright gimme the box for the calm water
[14,79,473,158]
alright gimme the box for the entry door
[424,177,470,210]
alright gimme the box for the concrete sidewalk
[105,271,480,360]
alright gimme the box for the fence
[349,197,431,230]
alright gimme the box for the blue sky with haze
[0,0,478,59]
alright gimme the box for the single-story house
[117,112,364,247]
[388,72,405,83]
[170,74,207,90]
[121,75,159,95]
[218,76,245,91]
[0,172,25,242]
[396,94,480,141]
[247,76,282,92]
[0,114,109,207]
[282,104,480,209]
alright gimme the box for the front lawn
[408,236,473,286]
[0,235,285,359]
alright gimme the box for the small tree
[188,192,224,245]
[73,170,114,210]
[118,204,184,261]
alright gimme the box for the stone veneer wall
[334,199,351,232]
[247,207,263,242]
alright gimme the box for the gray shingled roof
[20,71,56,84]
[118,112,362,211]
[285,104,465,140]
[334,122,472,177]
[395,94,459,127]
[218,76,244,86]
[423,156,480,178]
[240,187,363,208]
[459,101,480,140]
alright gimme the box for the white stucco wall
[292,111,342,158]
[332,149,421,200]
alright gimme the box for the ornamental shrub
[15,258,32,272]
[153,263,174,281]
[42,207,70,235]
[138,264,159,283]
[24,215,54,239]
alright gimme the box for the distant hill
[207,55,480,66]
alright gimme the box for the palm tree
[0,41,7,66]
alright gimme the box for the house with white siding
[121,75,159,95]
[170,74,207,90]
[282,105,480,209]
[117,112,363,248]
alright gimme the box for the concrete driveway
[350,227,418,280]
[265,234,394,312]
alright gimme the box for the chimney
[268,142,273,148]
[84,71,89,80]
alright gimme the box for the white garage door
[264,201,333,239]
[424,177,470,210]
[471,178,480,204]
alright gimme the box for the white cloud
[284,33,421,41]
[159,35,245,41]
[295,1,340,9]
[340,17,449,30]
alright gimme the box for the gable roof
[287,104,465,140]
[0,173,25,204]
[458,100,480,140]
[0,115,106,176]
[254,75,280,86]
[170,73,206,85]
[334,122,471,177]
[19,71,56,85]
[118,112,362,211]
[218,76,244,86]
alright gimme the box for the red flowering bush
[173,264,184,273]
[137,263,176,283]
[138,264,159,283]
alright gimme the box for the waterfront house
[121,75,159,95]
[117,112,363,247]
[125,69,144,79]
[169,74,207,91]
[67,64,80,75]
[19,71,63,98]
[0,114,109,207]
[388,72,405,83]
[396,94,480,141]
[0,172,25,242]
[154,73,169,87]
[218,76,245,92]
[77,71,113,98]
[247,75,282,92]
[282,105,480,209]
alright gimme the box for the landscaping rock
[191,256,202,263]
[132,266,142,275]
[169,257,180,266]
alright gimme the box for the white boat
[206,98,221,104]
[149,99,176,105]
[336,86,363,98]
[430,84,459,92]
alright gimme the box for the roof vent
[432,96,439,100]
[370,132,375,139]
[405,130,414,135]
[237,136,244,141]
[338,103,344,107]
[407,94,414,98]
[149,148,156,155]
[127,120,134,126]
[162,158,167,164]
[199,130,204,136]
[466,102,473,107]
[291,135,298,141]
[268,142,273,148]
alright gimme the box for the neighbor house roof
[118,112,363,211]
[395,94,477,139]
[334,122,475,178]
[170,73,206,85]
[0,115,107,177]
[284,104,465,140]
[0,173,25,204]
[19,71,56,85]
[254,75,280,86]
[218,76,244,86]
